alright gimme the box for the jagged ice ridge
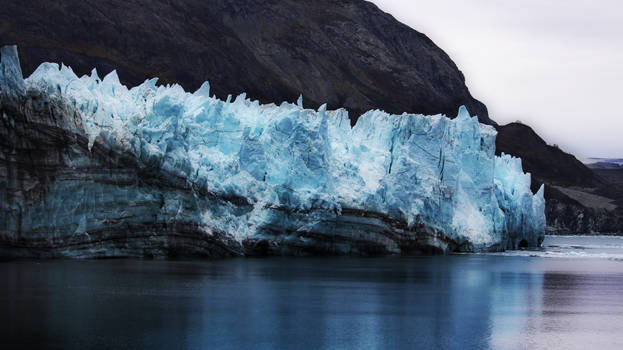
[0,45,544,256]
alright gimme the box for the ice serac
[0,47,545,258]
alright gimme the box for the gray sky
[371,0,623,158]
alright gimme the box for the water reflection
[1,255,623,349]
[489,271,543,349]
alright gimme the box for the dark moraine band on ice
[0,45,545,258]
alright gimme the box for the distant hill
[585,158,623,169]
[587,162,622,169]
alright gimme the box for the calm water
[2,236,623,350]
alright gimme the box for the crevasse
[0,45,545,255]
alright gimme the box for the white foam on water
[485,235,623,261]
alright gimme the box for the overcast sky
[371,0,623,159]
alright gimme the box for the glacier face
[0,45,545,257]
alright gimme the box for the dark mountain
[1,0,620,234]
[0,0,490,124]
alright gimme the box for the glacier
[0,45,545,257]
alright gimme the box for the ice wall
[0,46,545,256]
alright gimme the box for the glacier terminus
[0,46,545,258]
